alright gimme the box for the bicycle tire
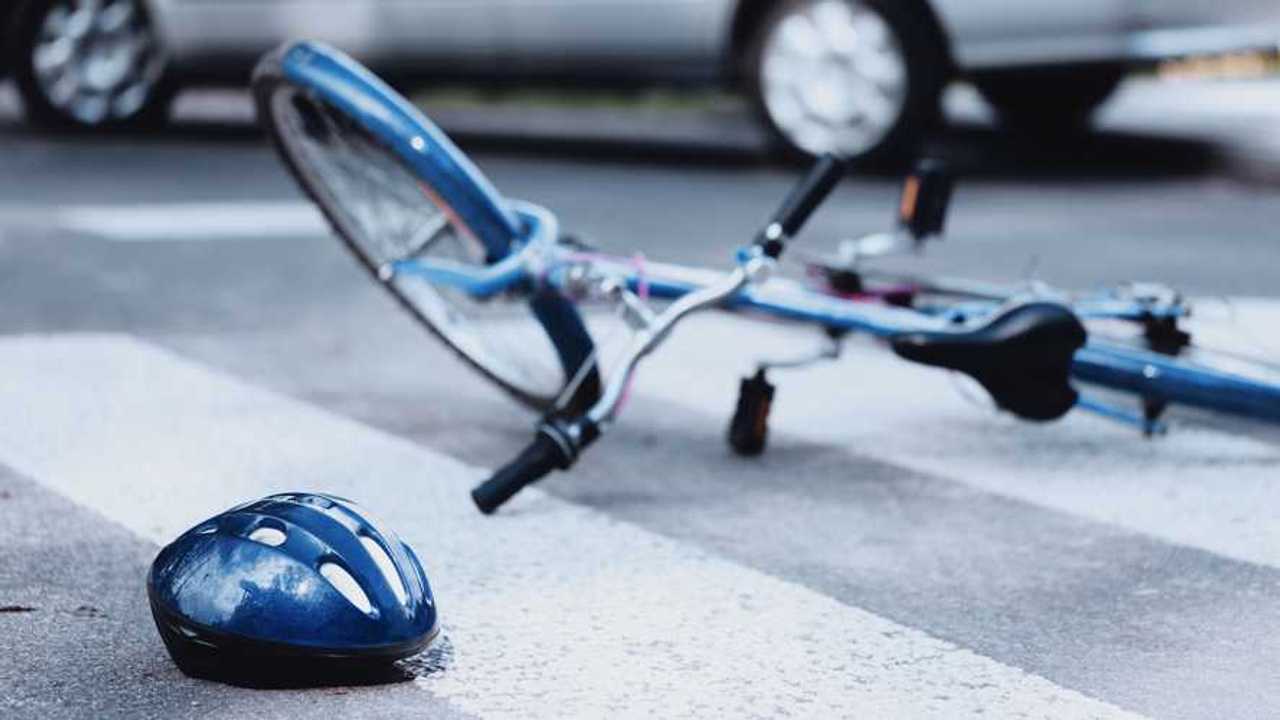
[252,42,599,414]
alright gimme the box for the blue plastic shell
[148,493,438,662]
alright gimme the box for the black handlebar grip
[758,155,846,254]
[471,431,571,514]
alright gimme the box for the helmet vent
[360,535,408,606]
[247,526,287,547]
[319,562,373,615]
[323,505,360,532]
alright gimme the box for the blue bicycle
[254,42,1280,514]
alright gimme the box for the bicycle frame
[388,200,1280,428]
[394,202,1182,336]
[256,40,1280,516]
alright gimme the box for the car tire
[0,13,9,81]
[747,0,947,166]
[8,0,176,131]
[974,64,1125,131]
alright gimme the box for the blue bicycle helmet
[148,493,438,682]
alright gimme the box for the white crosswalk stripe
[628,307,1280,570]
[55,201,326,242]
[0,333,1141,720]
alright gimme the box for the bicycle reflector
[147,493,439,684]
[898,158,954,241]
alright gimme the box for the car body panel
[495,0,725,64]
[1125,0,1280,61]
[931,0,1131,68]
[147,0,1280,81]
[152,0,501,76]
[930,0,1280,69]
[1131,0,1280,30]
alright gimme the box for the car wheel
[747,0,947,166]
[0,13,9,80]
[974,65,1126,131]
[9,0,175,130]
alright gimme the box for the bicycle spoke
[400,213,452,259]
[269,87,569,400]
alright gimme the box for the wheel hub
[82,35,136,91]
[759,0,908,158]
[799,55,860,123]
[30,0,164,123]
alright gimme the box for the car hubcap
[760,0,907,157]
[31,0,165,124]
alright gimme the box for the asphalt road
[1,83,1279,719]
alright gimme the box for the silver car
[5,0,1279,162]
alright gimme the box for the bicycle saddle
[890,302,1087,421]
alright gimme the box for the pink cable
[631,252,650,301]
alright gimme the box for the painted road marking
[622,303,1280,571]
[55,201,326,242]
[0,334,1140,719]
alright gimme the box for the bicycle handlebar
[471,432,568,514]
[475,158,845,515]
[471,419,598,514]
[756,154,846,258]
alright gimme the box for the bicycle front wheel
[253,42,598,412]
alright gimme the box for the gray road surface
[0,83,1278,719]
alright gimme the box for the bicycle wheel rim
[255,56,579,409]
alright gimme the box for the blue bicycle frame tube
[391,200,1280,424]
[1074,342,1280,423]
[1076,395,1168,434]
[393,199,1184,333]
[389,201,558,299]
[392,202,948,337]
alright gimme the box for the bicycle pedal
[728,370,775,457]
[899,158,953,241]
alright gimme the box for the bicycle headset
[147,493,438,679]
